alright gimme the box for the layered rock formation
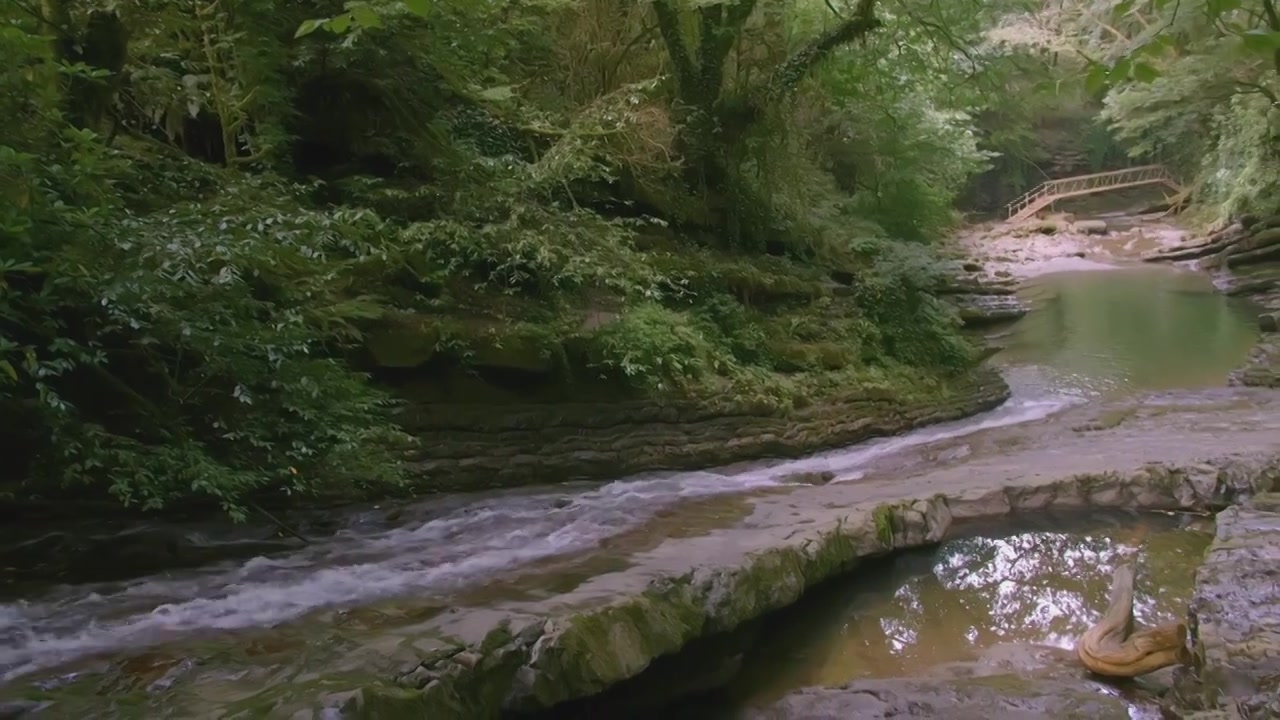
[1170,494,1280,719]
[404,370,1010,492]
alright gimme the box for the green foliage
[0,0,1038,517]
[1033,0,1280,219]
[852,240,975,367]
[590,303,718,391]
[0,14,411,517]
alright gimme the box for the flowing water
[674,513,1214,717]
[0,391,1072,685]
[0,263,1260,708]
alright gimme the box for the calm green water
[993,266,1259,397]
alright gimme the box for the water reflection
[713,515,1211,709]
[994,267,1257,398]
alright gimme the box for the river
[0,213,1265,715]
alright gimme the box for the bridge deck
[1006,165,1183,221]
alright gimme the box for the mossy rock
[366,313,441,368]
[470,332,558,373]
[721,268,825,303]
[771,342,855,372]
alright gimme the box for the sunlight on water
[713,515,1212,709]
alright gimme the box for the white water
[0,371,1082,684]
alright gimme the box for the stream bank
[1171,493,1280,719]
[3,390,1278,718]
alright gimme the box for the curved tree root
[1076,564,1192,677]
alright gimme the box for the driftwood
[1076,564,1191,677]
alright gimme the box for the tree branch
[608,22,659,85]
[764,0,880,103]
[1262,0,1280,76]
[1263,0,1280,30]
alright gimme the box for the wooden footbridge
[1005,165,1184,221]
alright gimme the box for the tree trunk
[647,0,883,246]
[1076,564,1191,677]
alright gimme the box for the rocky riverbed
[953,212,1190,282]
[744,647,1156,720]
[936,211,1191,328]
[742,492,1280,720]
[3,389,1278,718]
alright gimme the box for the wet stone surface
[1217,263,1280,389]
[1175,493,1280,719]
[745,670,1146,720]
[949,293,1030,327]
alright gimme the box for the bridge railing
[1005,165,1182,221]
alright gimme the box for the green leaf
[0,360,17,383]
[477,85,515,102]
[326,13,353,34]
[1207,0,1243,16]
[348,3,383,29]
[1131,62,1160,83]
[1133,38,1167,57]
[403,0,431,17]
[1109,55,1131,82]
[1084,63,1109,94]
[294,18,326,38]
[1241,30,1280,53]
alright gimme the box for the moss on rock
[365,313,442,368]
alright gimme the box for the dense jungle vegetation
[1,0,1277,518]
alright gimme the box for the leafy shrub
[1,75,412,516]
[588,303,718,391]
